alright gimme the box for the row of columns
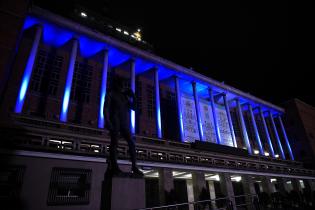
[157,168,314,210]
[15,25,294,160]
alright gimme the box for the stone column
[291,179,302,192]
[174,76,184,141]
[130,59,136,134]
[248,104,264,155]
[261,177,275,195]
[268,112,285,159]
[236,99,252,154]
[192,171,207,201]
[158,168,174,205]
[154,67,162,138]
[223,94,237,147]
[259,108,275,157]
[242,175,257,210]
[98,50,109,128]
[60,38,78,122]
[219,173,236,210]
[208,181,217,209]
[276,177,287,194]
[15,25,42,113]
[278,115,294,160]
[192,82,204,141]
[209,88,221,144]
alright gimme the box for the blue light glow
[285,137,294,160]
[79,35,105,57]
[15,26,42,113]
[260,109,275,157]
[60,40,78,122]
[278,116,294,160]
[237,100,252,154]
[175,77,184,142]
[43,23,73,47]
[131,110,135,132]
[108,47,130,66]
[130,60,136,134]
[20,15,287,147]
[209,89,221,144]
[157,108,162,138]
[269,113,285,159]
[248,105,264,155]
[223,95,237,147]
[22,16,38,30]
[192,82,204,141]
[155,68,162,138]
[98,51,108,128]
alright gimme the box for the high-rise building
[1,1,315,210]
[283,99,315,169]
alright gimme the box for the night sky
[37,0,314,107]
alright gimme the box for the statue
[103,75,143,176]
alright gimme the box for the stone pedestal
[101,172,145,210]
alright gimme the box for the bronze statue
[103,75,143,176]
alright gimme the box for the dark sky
[38,0,314,107]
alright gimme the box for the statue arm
[125,89,137,111]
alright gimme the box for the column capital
[153,66,159,71]
[71,35,79,42]
[34,23,43,29]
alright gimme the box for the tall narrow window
[136,80,142,115]
[70,62,93,104]
[147,84,155,119]
[30,49,63,97]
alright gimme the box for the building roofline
[294,98,315,110]
[30,6,285,113]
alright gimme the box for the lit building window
[80,12,87,18]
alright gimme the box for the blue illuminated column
[15,25,42,113]
[208,88,221,144]
[278,115,294,160]
[60,39,78,122]
[223,94,237,147]
[174,76,184,142]
[236,99,252,154]
[259,108,275,157]
[154,67,162,138]
[248,104,264,155]
[268,111,285,159]
[192,82,204,141]
[130,59,136,135]
[98,50,109,128]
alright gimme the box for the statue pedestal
[101,172,145,210]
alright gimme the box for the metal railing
[138,194,260,210]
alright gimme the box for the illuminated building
[1,2,315,209]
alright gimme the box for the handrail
[137,194,260,210]
[137,196,231,210]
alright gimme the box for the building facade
[1,2,315,210]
